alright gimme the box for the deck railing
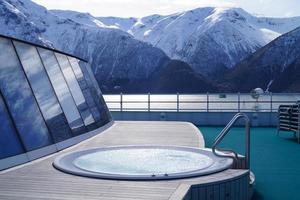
[103,93,300,113]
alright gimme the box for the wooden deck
[0,121,248,200]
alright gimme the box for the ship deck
[0,121,248,200]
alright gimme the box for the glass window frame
[55,53,95,127]
[0,38,53,151]
[37,47,86,135]
[68,57,101,128]
[79,61,112,126]
[14,41,73,143]
[0,91,25,159]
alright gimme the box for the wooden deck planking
[0,121,246,200]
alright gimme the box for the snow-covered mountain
[0,0,49,45]
[96,8,300,76]
[223,26,300,92]
[2,0,300,92]
[0,0,214,93]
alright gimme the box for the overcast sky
[32,0,300,18]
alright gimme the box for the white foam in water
[73,149,214,175]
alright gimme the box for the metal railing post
[120,92,123,112]
[238,92,240,112]
[206,92,209,112]
[148,92,151,112]
[270,92,273,112]
[177,92,179,112]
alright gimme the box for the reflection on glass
[14,41,73,142]
[37,48,85,135]
[0,94,24,159]
[0,38,52,151]
[55,53,95,126]
[79,61,112,125]
[68,57,101,125]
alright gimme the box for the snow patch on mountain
[98,16,137,31]
[51,10,119,29]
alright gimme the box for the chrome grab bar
[212,113,251,169]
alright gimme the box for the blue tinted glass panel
[0,94,24,159]
[14,41,73,142]
[68,57,101,126]
[79,61,112,125]
[55,53,95,127]
[37,48,85,135]
[0,38,52,151]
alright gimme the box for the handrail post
[245,117,250,169]
[120,92,123,112]
[206,92,209,112]
[177,92,179,112]
[238,92,240,112]
[148,92,150,112]
[270,92,273,112]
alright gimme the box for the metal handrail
[103,93,300,113]
[212,113,251,169]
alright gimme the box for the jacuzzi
[53,146,233,180]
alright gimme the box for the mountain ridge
[0,0,215,93]
[94,7,300,76]
[2,0,300,92]
[223,26,300,92]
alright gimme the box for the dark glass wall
[0,35,112,161]
[38,48,86,135]
[14,41,73,142]
[68,57,102,127]
[0,93,24,159]
[79,61,112,125]
[0,37,52,151]
[55,53,95,127]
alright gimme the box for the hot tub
[53,146,233,180]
